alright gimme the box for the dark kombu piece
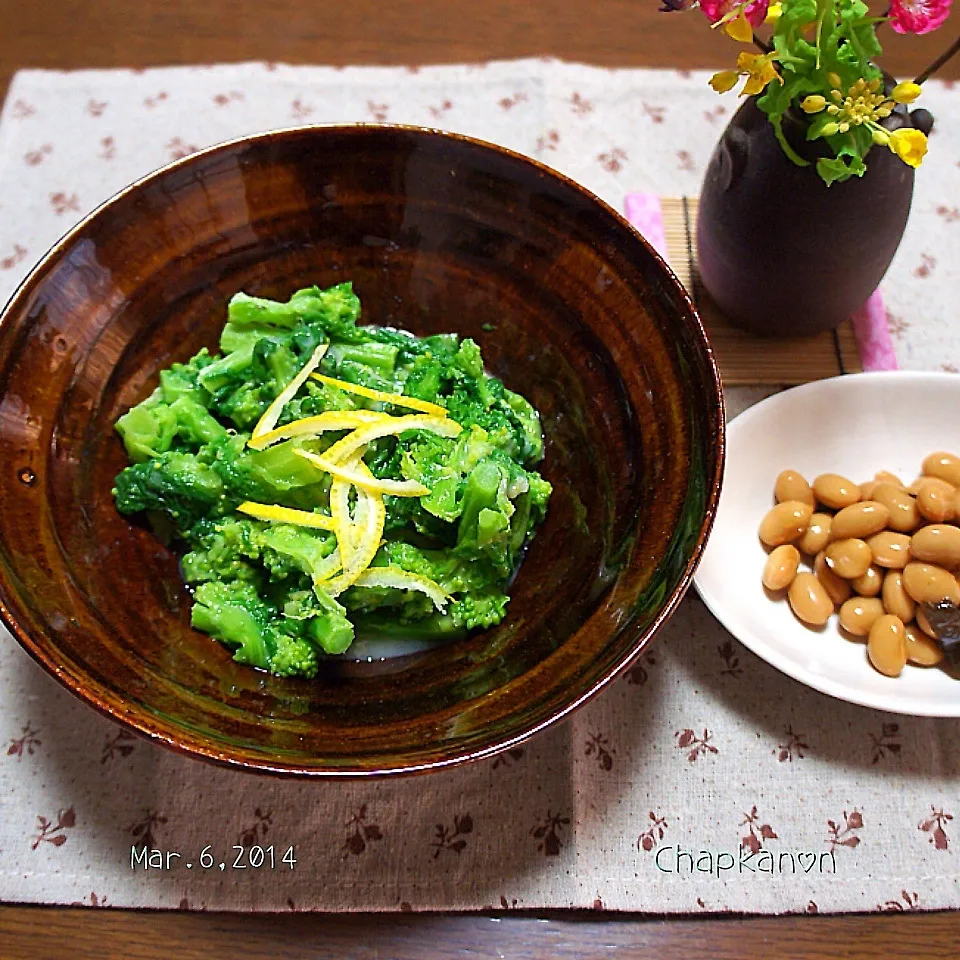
[921,601,960,670]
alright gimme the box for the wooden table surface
[1,2,958,957]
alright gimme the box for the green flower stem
[814,0,828,68]
[772,115,811,166]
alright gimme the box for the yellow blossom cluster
[801,76,928,168]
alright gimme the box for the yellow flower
[872,128,890,146]
[888,128,928,168]
[708,52,781,98]
[737,52,781,97]
[821,121,840,137]
[709,70,740,94]
[724,10,754,43]
[765,2,782,23]
[892,82,922,105]
[801,95,827,114]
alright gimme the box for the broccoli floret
[456,459,511,573]
[200,434,328,508]
[448,590,510,630]
[218,321,292,355]
[228,283,362,342]
[116,380,227,463]
[372,541,503,604]
[260,524,337,582]
[170,396,228,447]
[191,580,272,669]
[452,337,485,382]
[192,578,328,676]
[268,632,319,678]
[197,342,256,394]
[324,344,398,380]
[181,517,263,584]
[503,388,545,464]
[452,454,551,576]
[113,452,224,527]
[305,590,355,654]
[251,338,300,397]
[402,354,443,403]
[280,586,355,654]
[526,473,553,525]
[401,425,494,522]
[115,388,178,463]
[280,380,357,423]
[159,350,216,406]
[206,337,308,431]
[213,382,268,430]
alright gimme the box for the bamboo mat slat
[662,197,862,385]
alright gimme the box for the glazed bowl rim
[0,122,725,776]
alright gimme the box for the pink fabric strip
[851,288,898,371]
[622,192,898,373]
[623,192,669,261]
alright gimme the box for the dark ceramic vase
[696,96,916,337]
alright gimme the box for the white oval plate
[694,372,960,717]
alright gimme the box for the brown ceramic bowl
[0,125,723,777]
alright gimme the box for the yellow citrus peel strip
[322,461,385,597]
[245,380,460,602]
[236,501,335,531]
[311,549,343,585]
[352,567,450,611]
[329,452,362,564]
[309,372,448,417]
[246,409,386,452]
[250,342,329,441]
[321,414,462,466]
[293,448,430,497]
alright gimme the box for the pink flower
[699,0,769,26]
[889,0,952,34]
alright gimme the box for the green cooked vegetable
[112,283,551,676]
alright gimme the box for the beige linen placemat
[1,60,959,915]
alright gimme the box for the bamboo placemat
[662,198,862,385]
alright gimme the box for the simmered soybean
[867,615,907,677]
[798,513,832,555]
[867,531,912,569]
[813,473,860,510]
[774,470,815,507]
[824,538,873,579]
[832,501,890,540]
[838,597,885,637]
[851,564,883,598]
[871,483,920,533]
[902,562,960,606]
[760,455,960,683]
[922,452,960,489]
[905,624,944,666]
[910,524,960,568]
[881,570,916,624]
[916,478,957,523]
[763,545,801,591]
[788,573,833,626]
[814,551,852,605]
[759,501,812,547]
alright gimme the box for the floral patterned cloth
[1,60,959,915]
